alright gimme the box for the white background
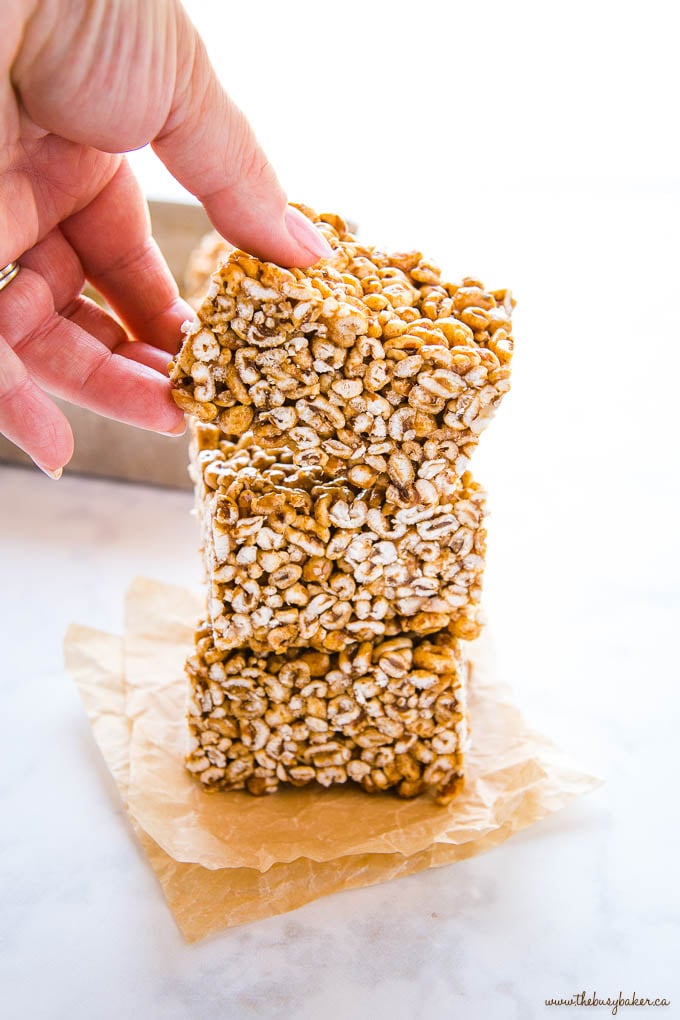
[2,1,680,1018]
[131,0,679,250]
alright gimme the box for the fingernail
[39,466,63,480]
[284,206,334,261]
[161,420,187,437]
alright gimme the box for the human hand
[0,0,330,477]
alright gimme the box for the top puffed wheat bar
[170,208,513,500]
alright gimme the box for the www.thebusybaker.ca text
[545,991,670,1015]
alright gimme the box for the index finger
[60,160,192,354]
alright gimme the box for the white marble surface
[1,176,679,1019]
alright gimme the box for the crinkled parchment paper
[64,577,601,942]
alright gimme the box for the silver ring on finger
[0,261,21,292]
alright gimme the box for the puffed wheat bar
[186,620,469,803]
[191,422,487,653]
[170,207,513,502]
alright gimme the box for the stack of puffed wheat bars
[170,207,513,804]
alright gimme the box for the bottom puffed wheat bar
[186,621,469,803]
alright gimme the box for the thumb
[13,0,331,269]
[152,8,331,268]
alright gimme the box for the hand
[0,0,330,477]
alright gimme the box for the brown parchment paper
[65,577,601,942]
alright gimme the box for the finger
[15,0,332,271]
[18,231,175,371]
[0,141,121,269]
[18,315,185,435]
[152,19,332,268]
[14,1,331,269]
[60,160,192,354]
[0,271,184,435]
[68,297,172,375]
[20,227,85,312]
[0,332,73,475]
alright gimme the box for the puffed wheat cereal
[186,619,468,803]
[171,207,514,494]
[191,423,486,653]
[177,207,514,803]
